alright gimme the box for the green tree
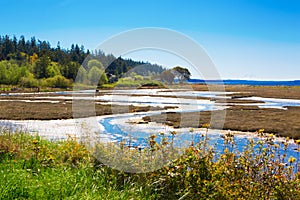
[87,59,104,70]
[99,71,108,85]
[0,60,30,85]
[0,61,8,84]
[88,66,101,85]
[34,55,50,79]
[46,62,61,77]
[88,66,108,86]
[172,66,191,82]
[61,61,80,80]
[76,66,88,84]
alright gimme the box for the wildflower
[295,139,300,145]
[258,129,264,134]
[226,131,234,137]
[224,148,229,154]
[149,134,157,140]
[170,131,177,136]
[48,155,54,161]
[266,133,274,138]
[189,128,194,133]
[257,141,264,145]
[288,156,296,163]
[32,139,39,144]
[202,124,210,128]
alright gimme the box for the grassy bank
[0,129,299,199]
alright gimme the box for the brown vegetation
[143,105,300,139]
[0,100,162,120]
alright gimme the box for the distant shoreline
[188,79,300,86]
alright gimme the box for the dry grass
[143,106,300,139]
[191,84,300,99]
[0,100,162,120]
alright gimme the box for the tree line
[0,35,190,88]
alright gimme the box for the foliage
[75,66,89,84]
[87,59,104,70]
[0,35,167,89]
[173,66,191,82]
[0,60,30,85]
[87,66,108,86]
[19,73,39,88]
[148,131,300,199]
[116,77,162,87]
[0,128,299,199]
[0,131,151,199]
[42,75,72,88]
[105,57,165,82]
[33,55,51,79]
[46,62,61,77]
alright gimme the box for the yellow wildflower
[258,129,264,134]
[224,148,229,154]
[202,124,210,128]
[32,139,39,144]
[288,156,296,163]
[170,131,177,136]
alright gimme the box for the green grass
[115,79,162,88]
[0,162,148,199]
[0,132,153,200]
[0,129,299,199]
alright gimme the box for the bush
[42,75,72,88]
[19,74,39,88]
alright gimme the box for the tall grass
[0,128,299,199]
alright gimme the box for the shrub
[19,73,39,88]
[42,75,72,88]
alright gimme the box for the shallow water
[98,112,300,174]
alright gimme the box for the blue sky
[1,0,299,80]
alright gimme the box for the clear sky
[1,0,299,80]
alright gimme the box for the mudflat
[143,106,300,139]
[144,85,300,139]
[0,99,162,120]
[1,85,300,139]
